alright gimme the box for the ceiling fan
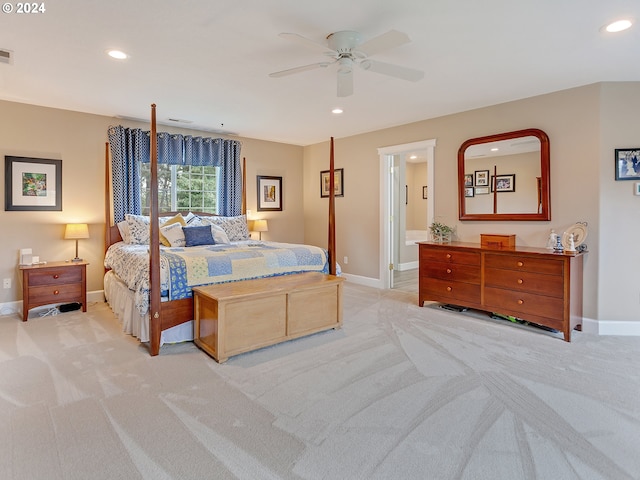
[269,30,424,97]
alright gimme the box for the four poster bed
[104,105,340,357]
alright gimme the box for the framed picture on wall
[464,174,473,187]
[614,148,640,180]
[422,186,428,199]
[464,187,474,197]
[5,156,62,211]
[474,170,489,186]
[491,174,516,192]
[475,186,490,195]
[256,175,282,211]
[320,168,344,198]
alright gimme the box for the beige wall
[0,100,304,305]
[304,82,640,326]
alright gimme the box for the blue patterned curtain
[108,125,242,218]
[107,126,147,222]
[216,139,242,216]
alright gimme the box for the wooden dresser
[418,242,584,341]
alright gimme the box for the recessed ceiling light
[331,108,343,114]
[107,50,128,59]
[490,147,499,152]
[603,19,633,33]
[409,155,417,160]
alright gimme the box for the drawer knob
[517,278,524,284]
[517,261,524,267]
[53,290,59,295]
[446,253,452,259]
[446,268,452,274]
[517,299,524,305]
[446,286,452,292]
[53,274,59,279]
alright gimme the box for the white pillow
[116,220,131,244]
[125,214,150,244]
[210,224,231,244]
[160,222,186,247]
[206,215,250,241]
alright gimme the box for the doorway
[378,139,436,290]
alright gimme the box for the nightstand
[18,261,88,321]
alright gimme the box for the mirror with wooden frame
[458,128,550,221]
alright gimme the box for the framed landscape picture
[491,174,516,192]
[5,156,62,211]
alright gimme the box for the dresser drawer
[28,268,82,286]
[28,283,82,305]
[484,286,564,319]
[484,253,563,275]
[484,267,563,298]
[420,247,480,266]
[420,277,480,304]
[421,261,480,284]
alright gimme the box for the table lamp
[64,223,89,262]
[253,219,268,240]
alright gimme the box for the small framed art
[614,149,640,180]
[422,186,428,199]
[464,187,474,197]
[5,156,62,211]
[257,175,282,211]
[474,170,489,187]
[491,174,516,192]
[464,174,473,187]
[475,186,490,195]
[320,168,344,198]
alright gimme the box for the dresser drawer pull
[517,299,524,305]
[53,290,59,295]
[517,278,524,284]
[446,286,452,292]
[517,261,524,267]
[446,268,452,274]
[446,254,452,259]
[53,274,59,279]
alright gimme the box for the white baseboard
[340,273,384,289]
[583,316,640,336]
[397,261,418,271]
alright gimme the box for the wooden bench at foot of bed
[193,272,344,363]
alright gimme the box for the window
[140,163,219,215]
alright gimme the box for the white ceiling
[1,0,638,146]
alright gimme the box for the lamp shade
[253,219,268,233]
[64,223,89,239]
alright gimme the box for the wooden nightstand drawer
[28,268,82,286]
[28,283,82,305]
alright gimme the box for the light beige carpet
[1,283,639,480]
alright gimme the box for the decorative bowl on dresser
[18,261,88,320]
[418,241,584,341]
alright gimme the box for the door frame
[378,139,436,289]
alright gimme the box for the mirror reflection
[458,129,550,221]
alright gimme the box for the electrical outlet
[343,256,348,265]
[3,278,10,289]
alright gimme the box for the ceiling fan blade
[337,70,353,97]
[278,32,333,54]
[360,59,424,82]
[356,30,411,56]
[269,62,332,78]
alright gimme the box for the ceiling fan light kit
[270,29,424,97]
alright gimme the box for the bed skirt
[104,271,194,345]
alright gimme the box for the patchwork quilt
[104,240,329,315]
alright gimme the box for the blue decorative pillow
[183,225,215,247]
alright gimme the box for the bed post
[149,104,162,356]
[104,142,112,250]
[328,137,336,275]
[242,157,247,215]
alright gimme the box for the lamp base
[71,257,83,262]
